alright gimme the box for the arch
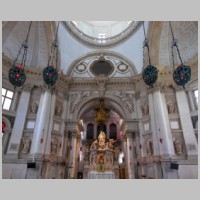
[73,94,128,121]
[66,50,138,76]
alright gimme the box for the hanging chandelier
[8,22,32,89]
[94,99,109,124]
[169,22,191,89]
[142,21,158,88]
[43,22,60,87]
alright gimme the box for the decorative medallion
[118,63,128,72]
[76,63,86,72]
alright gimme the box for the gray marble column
[126,132,135,179]
[7,84,32,155]
[2,128,12,154]
[175,89,198,156]
[30,87,52,157]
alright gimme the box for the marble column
[74,135,81,178]
[2,128,12,154]
[187,89,196,111]
[7,84,32,155]
[149,89,175,157]
[175,89,198,156]
[30,87,52,157]
[44,90,56,156]
[68,131,77,178]
[60,94,69,159]
[10,90,20,111]
[126,132,135,179]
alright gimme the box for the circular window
[90,60,114,76]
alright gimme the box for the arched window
[109,123,117,139]
[87,123,94,139]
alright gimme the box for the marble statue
[21,137,31,153]
[51,138,58,155]
[146,139,153,156]
[167,101,175,114]
[173,137,183,155]
[141,102,149,116]
[55,103,62,117]
[30,102,38,114]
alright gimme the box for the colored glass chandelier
[142,22,158,87]
[169,22,191,89]
[8,22,32,89]
[43,22,59,87]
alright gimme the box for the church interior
[2,21,198,179]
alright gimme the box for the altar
[83,131,120,179]
[88,171,115,179]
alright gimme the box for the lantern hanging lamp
[169,22,191,89]
[43,22,60,87]
[8,21,32,89]
[142,21,158,88]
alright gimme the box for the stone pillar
[2,128,12,154]
[94,123,97,139]
[175,89,198,157]
[60,94,69,159]
[74,135,81,178]
[30,86,52,157]
[126,132,135,179]
[44,90,56,156]
[107,123,110,139]
[10,90,20,111]
[7,84,32,155]
[187,89,195,111]
[68,131,77,178]
[149,88,175,157]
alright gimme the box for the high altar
[83,131,119,179]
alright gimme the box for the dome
[63,21,142,47]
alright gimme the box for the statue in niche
[51,138,58,155]
[173,137,183,155]
[167,100,175,114]
[30,102,38,114]
[21,137,31,154]
[55,103,62,117]
[146,139,153,156]
[141,102,149,116]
